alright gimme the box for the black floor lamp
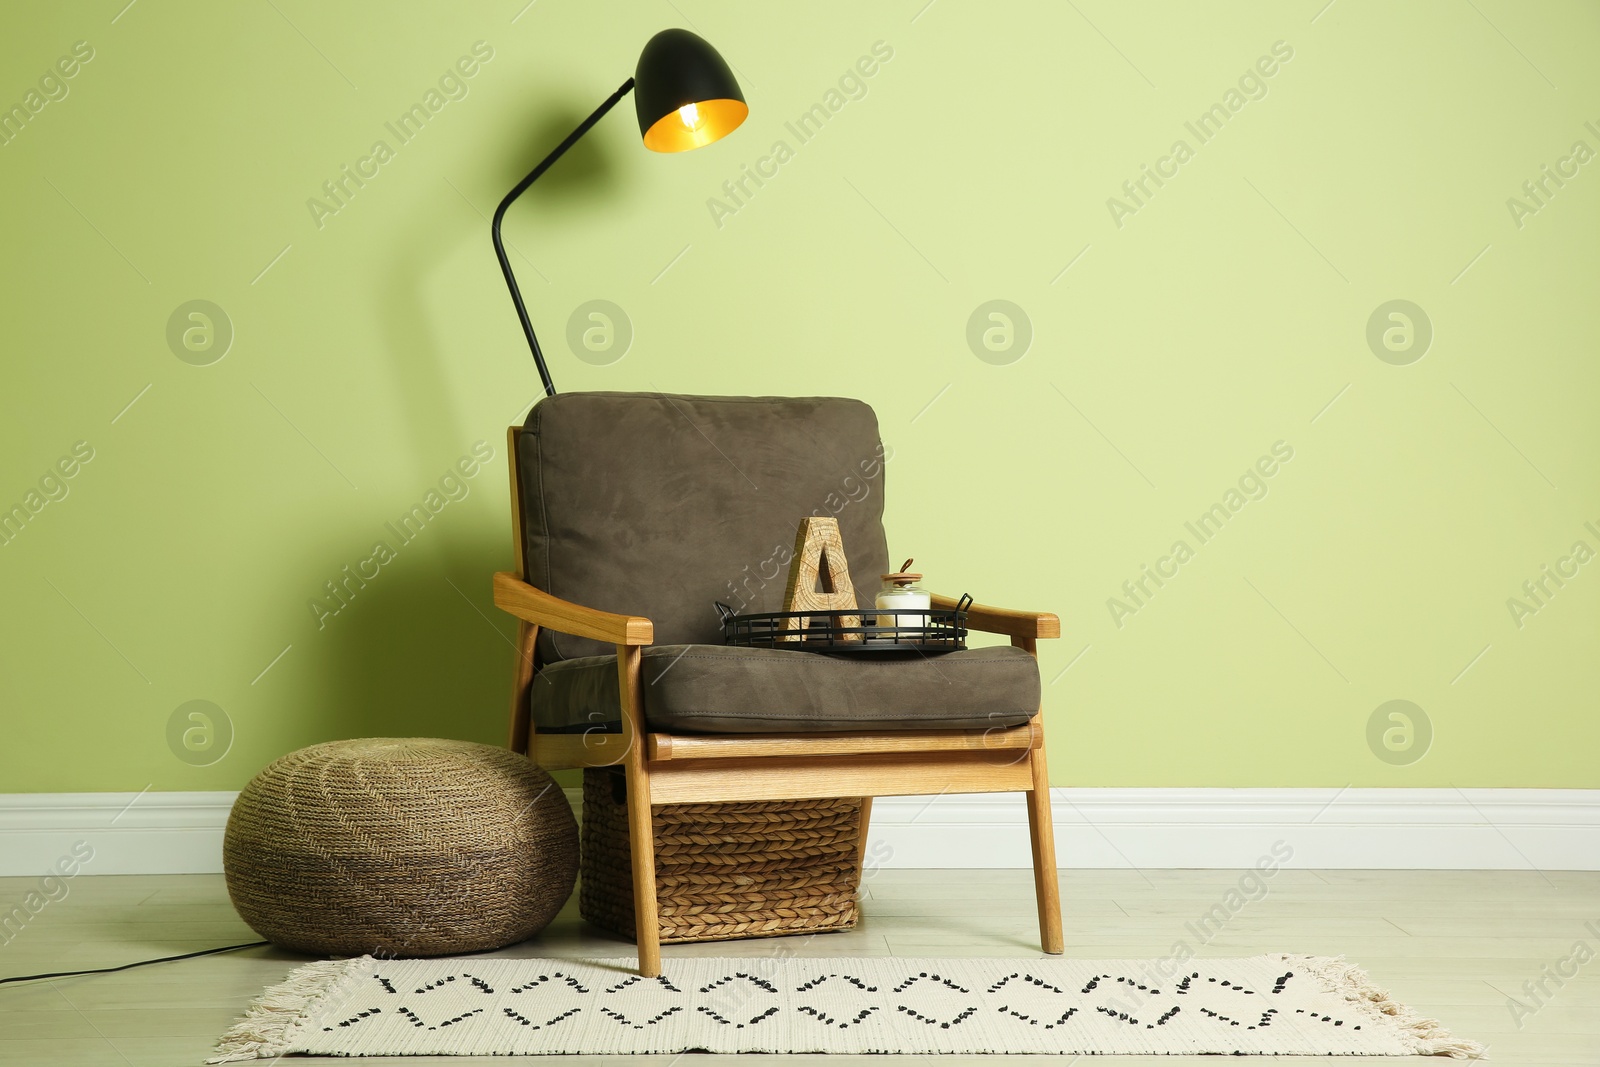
[490,29,748,397]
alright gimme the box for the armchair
[493,392,1062,975]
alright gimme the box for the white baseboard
[0,791,238,877]
[1,788,1595,877]
[860,789,1600,872]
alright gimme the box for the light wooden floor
[0,868,1595,1065]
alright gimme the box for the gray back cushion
[519,393,890,661]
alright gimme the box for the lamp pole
[490,78,636,398]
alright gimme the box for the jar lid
[882,558,922,584]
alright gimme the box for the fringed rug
[210,954,1481,1060]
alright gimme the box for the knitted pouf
[224,738,577,957]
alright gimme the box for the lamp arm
[491,77,636,397]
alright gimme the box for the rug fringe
[207,955,369,1063]
[1290,954,1488,1059]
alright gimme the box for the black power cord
[0,941,269,986]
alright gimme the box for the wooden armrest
[931,593,1060,640]
[493,571,653,646]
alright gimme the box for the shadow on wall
[376,98,628,472]
[511,102,628,202]
[305,98,627,750]
[298,523,518,748]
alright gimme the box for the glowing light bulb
[677,102,701,130]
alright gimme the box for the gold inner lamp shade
[642,98,749,153]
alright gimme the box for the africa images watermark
[716,440,893,616]
[1100,841,1295,1019]
[706,40,895,229]
[1366,699,1432,767]
[690,835,897,1028]
[306,42,495,230]
[0,40,95,148]
[1106,441,1295,628]
[1106,40,1295,229]
[0,440,96,549]
[0,841,95,948]
[968,300,1033,366]
[1505,519,1599,629]
[167,299,234,366]
[1505,118,1600,230]
[1504,921,1600,1030]
[566,300,633,366]
[308,441,495,628]
[1366,299,1432,366]
[167,699,234,767]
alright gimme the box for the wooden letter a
[779,516,861,641]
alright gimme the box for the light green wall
[2,1,1596,793]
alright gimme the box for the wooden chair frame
[494,425,1063,976]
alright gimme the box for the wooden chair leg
[506,621,537,756]
[624,756,661,976]
[617,646,661,976]
[1025,743,1064,954]
[854,797,873,879]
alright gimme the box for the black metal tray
[715,596,970,654]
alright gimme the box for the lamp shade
[634,28,747,153]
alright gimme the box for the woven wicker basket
[579,767,863,944]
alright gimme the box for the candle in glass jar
[875,559,930,631]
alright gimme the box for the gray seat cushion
[530,644,1041,735]
[519,393,890,663]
